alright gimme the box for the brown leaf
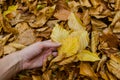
[99,66,109,80]
[79,0,92,7]
[106,70,118,80]
[91,19,107,29]
[58,55,76,65]
[107,60,120,79]
[32,75,41,80]
[4,45,16,54]
[115,0,120,10]
[0,44,4,57]
[97,54,107,72]
[91,31,99,53]
[113,21,120,33]
[80,62,98,80]
[16,29,36,46]
[100,32,119,48]
[42,70,52,80]
[54,9,70,21]
[110,11,120,26]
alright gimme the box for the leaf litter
[0,0,120,80]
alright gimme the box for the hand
[18,40,61,70]
[0,40,60,80]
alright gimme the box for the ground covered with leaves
[0,0,120,80]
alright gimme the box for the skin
[0,40,61,80]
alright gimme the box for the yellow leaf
[68,12,85,31]
[3,5,18,20]
[9,42,26,49]
[58,55,76,65]
[70,30,89,50]
[51,24,69,42]
[77,50,100,62]
[32,75,41,80]
[58,36,80,57]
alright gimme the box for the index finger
[41,40,61,48]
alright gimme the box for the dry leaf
[58,36,80,57]
[9,42,25,49]
[0,34,12,45]
[42,70,52,80]
[0,44,4,57]
[77,50,100,62]
[91,31,99,53]
[80,62,98,79]
[106,70,118,80]
[68,12,85,31]
[99,66,109,80]
[16,29,36,46]
[79,0,91,7]
[29,5,56,28]
[97,54,107,71]
[3,5,18,20]
[110,11,120,26]
[90,0,100,8]
[107,60,120,79]
[4,45,16,54]
[113,21,120,33]
[70,30,89,50]
[32,75,41,80]
[68,1,80,12]
[54,9,70,20]
[51,24,69,42]
[91,19,107,29]
[115,0,120,10]
[58,55,76,65]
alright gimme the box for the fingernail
[52,52,58,56]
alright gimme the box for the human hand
[18,40,61,70]
[0,40,60,80]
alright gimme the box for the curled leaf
[91,31,99,53]
[3,5,18,20]
[110,11,120,26]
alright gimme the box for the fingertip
[41,40,61,48]
[52,52,58,56]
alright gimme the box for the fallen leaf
[54,9,70,21]
[3,5,18,20]
[91,31,99,53]
[79,0,92,7]
[80,62,98,79]
[32,75,41,80]
[68,12,85,31]
[58,36,80,57]
[9,42,25,49]
[70,30,89,50]
[4,45,16,54]
[58,55,76,65]
[51,24,69,42]
[77,50,100,62]
[0,44,3,57]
